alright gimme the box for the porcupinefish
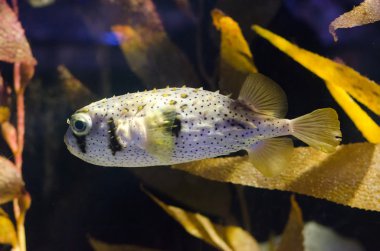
[64,73,341,176]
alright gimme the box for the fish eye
[70,113,92,136]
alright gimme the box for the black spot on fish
[108,117,122,155]
[74,134,86,154]
[172,118,182,137]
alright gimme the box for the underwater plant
[329,0,380,41]
[0,0,34,250]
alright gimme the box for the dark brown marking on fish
[107,117,122,155]
[73,134,86,154]
[75,108,90,114]
[137,104,146,112]
[237,123,246,129]
[172,118,182,137]
[180,104,188,111]
[217,149,247,158]
[230,119,247,129]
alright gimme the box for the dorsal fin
[238,73,287,118]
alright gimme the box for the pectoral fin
[144,109,177,162]
[247,137,293,177]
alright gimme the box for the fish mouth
[64,137,82,159]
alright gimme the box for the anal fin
[247,137,293,177]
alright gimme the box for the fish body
[64,73,341,176]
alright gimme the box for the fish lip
[63,129,76,153]
[63,129,71,147]
[63,134,68,146]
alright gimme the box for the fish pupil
[74,120,86,131]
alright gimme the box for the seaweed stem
[11,17,27,251]
[14,62,24,171]
[16,218,26,251]
[16,191,30,251]
[12,62,27,251]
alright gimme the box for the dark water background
[1,0,380,250]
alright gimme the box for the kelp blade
[329,0,380,41]
[143,188,260,251]
[212,9,257,74]
[277,196,304,251]
[252,25,380,117]
[212,9,257,97]
[111,0,198,88]
[173,143,380,212]
[326,82,380,143]
[89,237,161,251]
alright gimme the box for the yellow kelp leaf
[277,196,304,251]
[0,208,17,247]
[329,0,380,41]
[212,9,257,97]
[224,226,261,251]
[326,82,380,143]
[252,25,380,116]
[111,0,198,88]
[143,188,260,251]
[215,1,282,39]
[89,237,161,251]
[0,106,10,123]
[212,9,257,73]
[173,143,380,212]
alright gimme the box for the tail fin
[291,108,341,153]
